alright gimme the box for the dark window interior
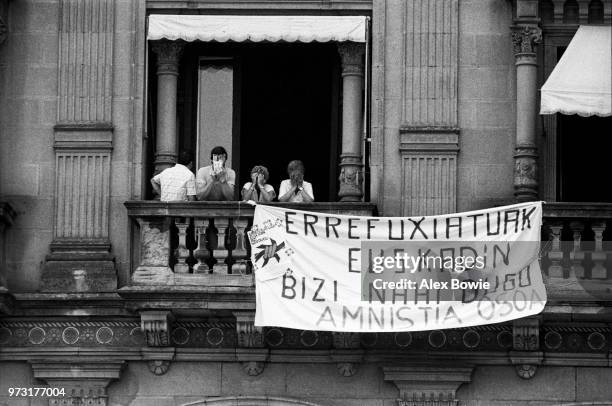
[557,114,612,202]
[555,45,612,202]
[164,41,341,202]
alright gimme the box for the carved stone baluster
[232,217,249,275]
[569,221,584,278]
[547,222,564,278]
[213,217,230,273]
[174,218,190,273]
[193,218,210,273]
[591,222,607,279]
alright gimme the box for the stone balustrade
[542,202,612,302]
[124,200,612,303]
[124,201,376,287]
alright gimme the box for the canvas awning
[540,25,611,117]
[147,15,367,43]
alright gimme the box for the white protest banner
[248,202,547,332]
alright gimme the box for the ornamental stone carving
[511,26,542,55]
[141,311,173,347]
[151,40,185,76]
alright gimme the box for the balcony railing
[124,200,612,303]
[124,201,376,287]
[542,202,612,302]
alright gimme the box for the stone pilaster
[383,365,473,406]
[151,40,184,173]
[30,360,125,406]
[511,8,542,202]
[41,0,117,292]
[337,42,365,202]
[370,0,459,215]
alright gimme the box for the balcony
[120,201,612,312]
[541,202,612,305]
[120,201,376,309]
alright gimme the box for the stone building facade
[1,0,612,405]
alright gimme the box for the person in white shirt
[196,146,236,201]
[150,151,197,202]
[242,165,276,202]
[278,160,314,203]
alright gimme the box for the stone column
[337,42,365,202]
[512,25,542,202]
[151,40,184,173]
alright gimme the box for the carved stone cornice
[30,360,125,406]
[511,25,542,56]
[383,365,474,406]
[151,40,185,76]
[338,42,365,77]
[140,310,174,347]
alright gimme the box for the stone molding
[30,360,125,406]
[383,365,473,406]
[180,397,326,406]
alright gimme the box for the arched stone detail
[180,397,327,406]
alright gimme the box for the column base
[40,241,117,292]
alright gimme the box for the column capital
[151,40,185,75]
[338,42,365,77]
[511,25,542,57]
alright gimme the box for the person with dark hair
[242,165,276,202]
[150,150,196,202]
[196,146,236,201]
[278,160,314,203]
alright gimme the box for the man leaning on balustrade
[150,150,197,202]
